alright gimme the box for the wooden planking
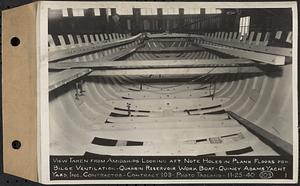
[85,139,251,156]
[228,111,293,156]
[49,58,255,70]
[49,69,92,91]
[89,66,263,76]
[200,43,285,65]
[87,126,245,142]
[48,33,143,62]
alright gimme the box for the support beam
[49,58,256,70]
[49,69,92,92]
[136,46,204,53]
[148,38,190,42]
[200,43,285,65]
[106,98,229,111]
[48,33,144,62]
[147,33,202,39]
[202,37,292,57]
[227,111,292,156]
[89,66,263,76]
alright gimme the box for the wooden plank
[114,89,212,99]
[49,69,92,91]
[107,114,229,123]
[106,97,229,112]
[89,66,263,76]
[200,43,285,65]
[227,111,293,156]
[115,83,214,93]
[48,33,143,62]
[49,58,255,70]
[101,120,239,130]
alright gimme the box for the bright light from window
[62,9,68,17]
[117,8,133,15]
[239,16,251,37]
[73,9,84,16]
[94,8,100,16]
[141,8,156,15]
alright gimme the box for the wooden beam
[106,98,229,111]
[49,58,256,70]
[114,89,213,99]
[107,114,229,123]
[89,66,263,76]
[148,38,190,42]
[136,46,204,53]
[147,33,202,39]
[200,43,285,65]
[227,111,292,156]
[48,33,143,62]
[49,69,92,91]
[202,37,292,57]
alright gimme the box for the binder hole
[12,140,21,149]
[10,37,20,47]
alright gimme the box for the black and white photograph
[42,1,298,184]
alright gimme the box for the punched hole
[10,37,21,47]
[12,140,21,150]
